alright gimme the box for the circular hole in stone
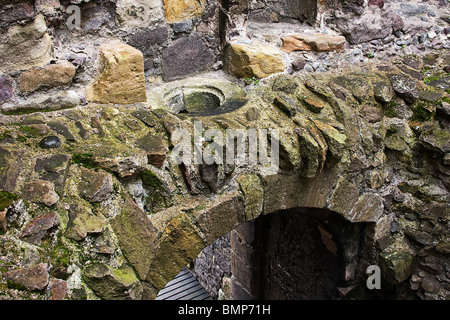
[164,84,247,116]
[184,91,222,113]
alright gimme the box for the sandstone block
[86,40,147,104]
[281,34,346,53]
[0,14,52,74]
[163,0,206,23]
[19,61,76,93]
[225,42,286,79]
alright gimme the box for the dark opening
[253,209,346,300]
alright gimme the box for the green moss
[411,103,434,122]
[384,102,398,118]
[440,96,450,104]
[0,191,18,211]
[424,73,450,84]
[72,153,97,170]
[386,127,398,138]
[139,170,163,190]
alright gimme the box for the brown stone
[49,279,68,300]
[21,211,60,245]
[225,42,286,79]
[193,192,245,245]
[22,180,59,207]
[281,34,346,53]
[0,209,6,233]
[19,61,76,93]
[78,167,114,203]
[86,40,147,104]
[4,263,49,291]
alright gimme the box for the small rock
[421,276,441,293]
[302,97,325,113]
[131,109,157,127]
[22,180,59,207]
[39,136,61,149]
[292,57,306,71]
[0,147,23,192]
[4,263,49,291]
[0,75,14,104]
[78,167,114,203]
[388,74,419,105]
[20,211,60,245]
[47,121,76,142]
[281,34,346,52]
[0,209,6,233]
[136,133,167,168]
[172,19,193,33]
[437,102,450,120]
[19,60,76,93]
[380,251,415,283]
[49,279,68,300]
[65,203,107,241]
[83,263,143,300]
[368,0,384,9]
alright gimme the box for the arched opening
[181,207,366,300]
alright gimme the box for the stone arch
[146,164,380,298]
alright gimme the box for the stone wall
[0,0,449,301]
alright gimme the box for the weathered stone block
[86,40,147,104]
[162,35,213,81]
[0,14,52,74]
[116,0,163,29]
[225,42,286,79]
[4,263,49,292]
[65,203,107,241]
[237,174,264,221]
[328,177,360,219]
[22,180,59,207]
[193,192,245,245]
[78,167,114,203]
[83,263,143,300]
[19,61,76,93]
[0,147,23,192]
[110,196,158,280]
[21,211,60,245]
[0,75,14,105]
[380,251,415,283]
[281,34,346,53]
[136,134,167,168]
[146,213,205,289]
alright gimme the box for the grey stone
[162,36,213,81]
[388,74,419,105]
[1,91,81,114]
[83,263,143,300]
[0,75,14,105]
[78,167,114,203]
[39,136,61,149]
[172,20,193,33]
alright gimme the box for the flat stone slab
[281,34,346,52]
